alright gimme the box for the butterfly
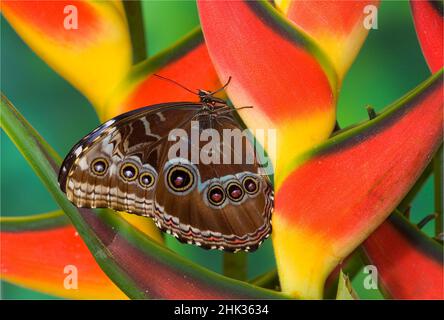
[58,76,273,252]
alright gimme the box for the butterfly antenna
[153,74,198,95]
[217,105,253,115]
[235,105,253,111]
[210,76,232,95]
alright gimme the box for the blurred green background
[0,0,434,299]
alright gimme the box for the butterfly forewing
[59,103,200,215]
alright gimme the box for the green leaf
[223,252,248,281]
[250,269,280,291]
[1,210,69,232]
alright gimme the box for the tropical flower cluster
[1,0,443,299]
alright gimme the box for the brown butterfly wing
[59,103,201,216]
[152,113,273,252]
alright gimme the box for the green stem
[417,213,438,229]
[365,105,377,120]
[434,145,443,236]
[123,0,148,63]
[223,252,248,281]
[250,269,279,290]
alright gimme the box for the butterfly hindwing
[152,113,273,252]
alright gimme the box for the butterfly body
[59,93,273,252]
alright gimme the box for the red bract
[283,0,379,80]
[273,72,442,298]
[104,28,222,120]
[411,0,443,72]
[363,213,443,299]
[1,0,132,111]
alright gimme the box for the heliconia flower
[197,0,337,182]
[277,0,380,81]
[410,0,443,73]
[103,28,222,120]
[1,0,442,300]
[362,212,444,299]
[273,71,443,298]
[1,0,132,112]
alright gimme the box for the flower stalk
[223,252,248,281]
[123,0,148,64]
[434,144,443,236]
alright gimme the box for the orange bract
[2,225,127,299]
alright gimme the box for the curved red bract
[121,45,221,114]
[274,73,443,297]
[278,78,442,242]
[1,226,127,299]
[285,0,379,78]
[411,0,444,72]
[198,0,335,122]
[363,214,444,299]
